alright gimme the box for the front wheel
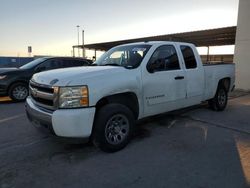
[208,85,228,111]
[8,82,29,102]
[92,103,135,152]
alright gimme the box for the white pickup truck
[25,41,235,152]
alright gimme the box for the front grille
[30,83,54,93]
[33,97,54,106]
[29,81,56,111]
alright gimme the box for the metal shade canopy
[74,26,236,51]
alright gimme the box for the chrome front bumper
[25,97,54,134]
[25,96,96,138]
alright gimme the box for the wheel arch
[7,80,29,93]
[95,92,140,120]
[217,77,231,92]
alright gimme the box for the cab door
[142,44,187,117]
[179,45,204,105]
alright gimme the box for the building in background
[234,0,250,90]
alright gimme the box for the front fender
[88,69,143,117]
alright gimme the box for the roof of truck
[116,41,194,46]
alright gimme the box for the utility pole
[82,29,85,58]
[207,46,210,63]
[72,47,75,57]
[76,25,80,57]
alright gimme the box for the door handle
[175,76,184,80]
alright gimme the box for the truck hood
[32,66,127,86]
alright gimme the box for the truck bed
[203,63,235,100]
[203,61,234,66]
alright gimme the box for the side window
[147,45,180,73]
[62,60,88,67]
[72,60,88,66]
[36,59,64,72]
[180,46,197,69]
[79,60,89,66]
[62,60,73,67]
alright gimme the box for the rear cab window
[180,45,197,69]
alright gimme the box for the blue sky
[0,0,239,57]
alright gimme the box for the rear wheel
[9,83,28,102]
[92,103,135,152]
[208,85,228,111]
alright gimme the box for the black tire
[92,103,135,152]
[208,85,228,111]
[8,82,29,102]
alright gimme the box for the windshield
[94,44,151,69]
[19,57,49,69]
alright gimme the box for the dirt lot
[0,93,250,188]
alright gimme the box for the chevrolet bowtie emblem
[50,79,59,85]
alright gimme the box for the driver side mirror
[147,61,156,73]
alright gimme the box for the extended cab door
[142,44,187,117]
[179,44,204,105]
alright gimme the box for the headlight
[58,86,89,108]
[0,75,7,80]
